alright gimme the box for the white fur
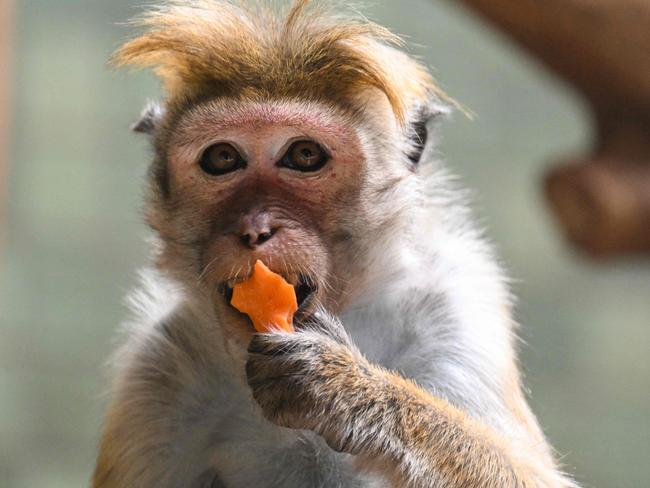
[100,108,575,487]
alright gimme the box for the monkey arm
[246,313,567,488]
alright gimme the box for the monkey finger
[247,331,323,357]
[296,309,351,346]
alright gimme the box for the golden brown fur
[113,0,448,123]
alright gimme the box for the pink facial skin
[167,98,365,206]
[162,98,369,321]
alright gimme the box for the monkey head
[116,1,448,352]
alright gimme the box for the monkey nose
[237,211,278,248]
[239,223,276,248]
[239,227,276,248]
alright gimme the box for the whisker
[198,255,221,283]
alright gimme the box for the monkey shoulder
[341,261,517,435]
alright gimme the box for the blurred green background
[1,1,649,487]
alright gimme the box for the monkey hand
[246,311,382,455]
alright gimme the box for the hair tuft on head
[113,0,450,123]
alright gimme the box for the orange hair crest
[114,0,447,123]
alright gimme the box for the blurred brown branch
[457,0,650,257]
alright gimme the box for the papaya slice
[230,260,297,333]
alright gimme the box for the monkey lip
[219,274,317,310]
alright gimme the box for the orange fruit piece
[231,260,297,333]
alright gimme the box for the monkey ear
[406,100,450,165]
[131,101,166,136]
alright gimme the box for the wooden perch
[546,159,650,257]
[457,0,650,257]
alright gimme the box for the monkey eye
[279,140,329,172]
[199,143,246,176]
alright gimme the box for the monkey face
[148,98,395,343]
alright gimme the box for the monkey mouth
[219,273,317,310]
[294,275,317,309]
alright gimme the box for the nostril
[240,228,275,247]
[240,233,253,247]
[256,231,273,244]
